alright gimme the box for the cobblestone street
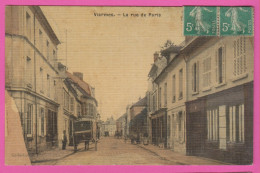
[32,137,227,165]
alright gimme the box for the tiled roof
[66,71,91,96]
[160,45,182,57]
[117,113,126,121]
[131,96,147,108]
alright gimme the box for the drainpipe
[33,12,38,155]
[183,53,188,151]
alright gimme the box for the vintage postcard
[1,1,259,173]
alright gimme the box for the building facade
[153,45,187,153]
[184,36,253,164]
[65,72,98,141]
[102,117,116,136]
[5,6,60,153]
[116,114,126,137]
[129,96,147,142]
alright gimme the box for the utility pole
[66,29,68,69]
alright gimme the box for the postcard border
[0,0,259,173]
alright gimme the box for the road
[54,137,176,165]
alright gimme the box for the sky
[40,6,184,120]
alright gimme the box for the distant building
[129,96,148,141]
[116,114,127,137]
[125,105,131,137]
[64,71,98,142]
[130,96,147,120]
[102,116,116,136]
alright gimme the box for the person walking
[62,130,68,150]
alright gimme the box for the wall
[187,37,254,101]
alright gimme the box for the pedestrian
[62,130,67,150]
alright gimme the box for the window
[27,104,33,136]
[172,75,176,102]
[83,103,88,115]
[77,104,81,116]
[164,83,167,107]
[47,74,50,97]
[192,62,199,93]
[89,104,94,116]
[207,108,219,141]
[63,90,69,110]
[147,92,151,112]
[172,113,176,139]
[26,56,33,86]
[26,12,31,40]
[233,37,246,76]
[40,67,44,92]
[40,108,45,136]
[54,80,57,100]
[39,29,43,52]
[167,115,171,137]
[53,50,56,59]
[203,57,212,88]
[70,97,74,112]
[152,94,156,112]
[216,46,226,84]
[158,87,162,108]
[228,104,244,143]
[179,69,183,99]
[46,40,49,59]
[177,111,184,141]
[63,91,66,108]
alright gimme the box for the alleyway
[33,137,228,165]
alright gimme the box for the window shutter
[209,58,211,86]
[215,50,218,84]
[222,45,226,83]
[196,61,199,91]
[191,64,194,92]
[44,112,47,136]
[38,115,41,136]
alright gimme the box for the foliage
[160,40,176,51]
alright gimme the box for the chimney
[73,72,83,80]
[154,52,159,62]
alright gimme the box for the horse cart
[73,118,97,151]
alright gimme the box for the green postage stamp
[184,6,217,36]
[184,6,254,36]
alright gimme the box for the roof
[131,96,147,108]
[148,64,158,77]
[160,45,182,58]
[130,108,147,125]
[66,71,91,96]
[117,113,126,121]
[180,36,213,54]
[64,78,78,98]
[134,108,147,120]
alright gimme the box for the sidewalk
[30,143,87,165]
[135,142,230,165]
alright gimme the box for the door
[46,110,58,146]
[69,120,73,146]
[189,112,206,156]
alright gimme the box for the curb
[136,144,229,165]
[136,144,187,165]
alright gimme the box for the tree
[160,40,176,50]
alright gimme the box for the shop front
[151,108,167,147]
[186,82,253,164]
